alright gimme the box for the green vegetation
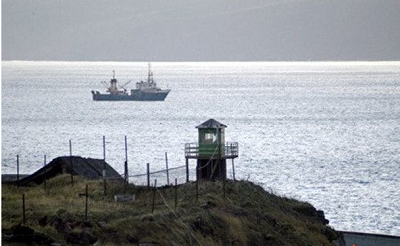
[2,175,340,245]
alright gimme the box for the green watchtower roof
[196,119,227,129]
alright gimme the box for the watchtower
[185,119,238,181]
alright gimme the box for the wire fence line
[128,165,186,178]
[156,187,203,246]
[126,141,220,187]
[127,161,236,188]
[8,136,237,189]
[128,164,188,187]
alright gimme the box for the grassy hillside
[2,175,341,245]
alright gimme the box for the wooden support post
[124,136,128,184]
[85,184,89,221]
[16,155,20,187]
[196,163,199,181]
[232,159,236,182]
[223,178,226,199]
[210,160,219,181]
[44,155,47,191]
[124,161,128,192]
[69,140,73,186]
[102,136,107,195]
[147,163,150,190]
[218,129,221,180]
[174,178,178,211]
[103,177,107,196]
[103,136,106,160]
[196,168,199,201]
[152,179,157,214]
[103,160,107,196]
[185,158,189,183]
[69,139,72,156]
[22,194,26,225]
[165,152,169,185]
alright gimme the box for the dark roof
[196,119,227,129]
[17,156,123,186]
[2,174,29,183]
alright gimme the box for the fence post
[103,173,107,196]
[152,179,157,214]
[85,184,89,221]
[124,161,128,192]
[103,136,107,195]
[165,152,169,185]
[103,136,106,160]
[174,178,178,211]
[22,194,26,225]
[103,166,107,197]
[196,167,199,201]
[17,155,20,187]
[147,163,150,190]
[44,155,47,191]
[223,178,226,199]
[185,158,189,183]
[232,159,236,182]
[69,140,73,186]
[124,136,128,184]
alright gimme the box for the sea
[2,61,400,236]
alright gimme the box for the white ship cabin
[135,80,158,91]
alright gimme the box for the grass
[2,175,340,245]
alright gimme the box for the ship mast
[148,63,154,83]
[110,70,118,94]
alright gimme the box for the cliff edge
[2,175,343,245]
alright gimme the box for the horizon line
[3,60,400,63]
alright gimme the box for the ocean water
[2,61,400,235]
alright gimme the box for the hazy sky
[2,0,400,61]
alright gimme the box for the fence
[128,164,187,187]
[5,137,241,246]
[15,172,234,233]
[8,136,237,187]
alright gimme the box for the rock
[294,205,329,225]
[332,232,346,246]
[316,210,330,225]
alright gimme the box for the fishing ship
[91,63,170,101]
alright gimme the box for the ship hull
[92,90,170,101]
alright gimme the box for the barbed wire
[156,187,203,246]
[128,165,186,178]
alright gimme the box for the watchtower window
[204,133,217,144]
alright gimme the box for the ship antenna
[148,63,151,82]
[112,70,115,79]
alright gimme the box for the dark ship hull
[91,90,170,101]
